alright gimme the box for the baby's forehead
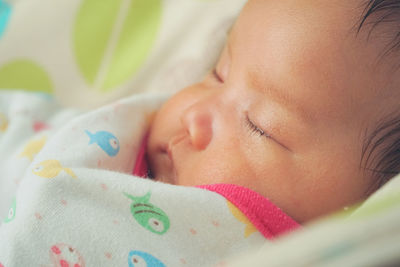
[228,0,400,124]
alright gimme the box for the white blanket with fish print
[0,91,278,267]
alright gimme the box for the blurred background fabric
[0,0,245,108]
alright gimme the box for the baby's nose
[180,102,213,150]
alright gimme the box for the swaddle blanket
[0,91,299,267]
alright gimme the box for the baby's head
[147,0,400,223]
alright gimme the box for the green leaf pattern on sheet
[73,0,162,92]
[0,60,53,93]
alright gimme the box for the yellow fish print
[0,113,8,132]
[32,160,76,179]
[227,200,257,238]
[19,136,47,161]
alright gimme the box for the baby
[1,0,399,266]
[146,0,400,223]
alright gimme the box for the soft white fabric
[0,91,266,267]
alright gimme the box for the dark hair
[358,0,400,193]
[357,0,400,57]
[361,113,400,193]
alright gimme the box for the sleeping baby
[146,0,400,224]
[1,0,399,266]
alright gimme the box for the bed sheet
[0,0,245,108]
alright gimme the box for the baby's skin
[147,0,400,223]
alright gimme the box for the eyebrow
[246,69,315,125]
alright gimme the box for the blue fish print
[0,0,12,38]
[85,130,120,156]
[128,250,165,267]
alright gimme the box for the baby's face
[147,0,399,223]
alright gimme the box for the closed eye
[246,114,271,139]
[245,113,291,151]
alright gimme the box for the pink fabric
[197,184,301,239]
[132,134,149,177]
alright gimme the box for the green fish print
[124,192,170,235]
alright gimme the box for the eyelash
[245,115,271,139]
[213,67,287,148]
[212,68,275,143]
